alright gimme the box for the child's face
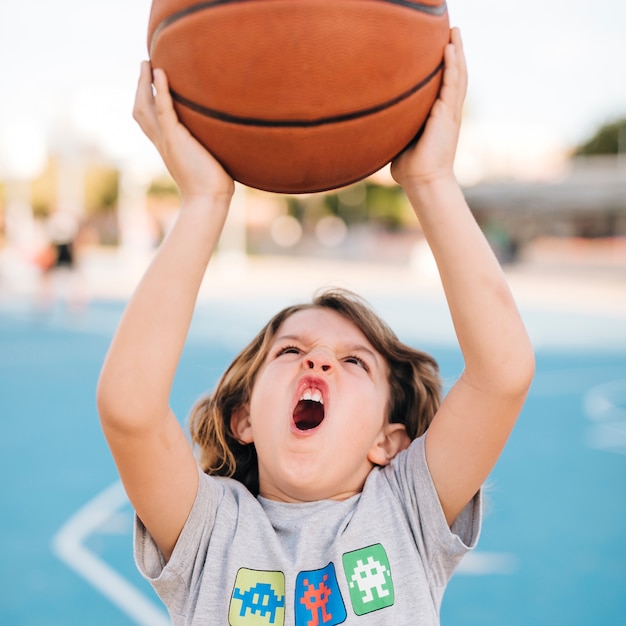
[232,307,401,502]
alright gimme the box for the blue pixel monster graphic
[229,569,286,625]
[295,563,346,626]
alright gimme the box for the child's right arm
[96,63,234,562]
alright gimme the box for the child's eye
[344,355,370,372]
[276,345,301,357]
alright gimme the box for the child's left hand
[391,27,467,189]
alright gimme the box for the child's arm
[392,29,535,526]
[96,63,235,561]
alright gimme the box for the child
[97,28,534,625]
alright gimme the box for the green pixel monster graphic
[229,568,286,625]
[342,544,395,616]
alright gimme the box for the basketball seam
[149,0,448,55]
[169,61,444,128]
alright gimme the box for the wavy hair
[190,288,441,495]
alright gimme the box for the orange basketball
[148,0,449,194]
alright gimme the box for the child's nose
[305,351,333,372]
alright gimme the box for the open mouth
[293,388,325,431]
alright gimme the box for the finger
[133,61,155,121]
[441,31,467,111]
[152,68,181,133]
[133,61,159,140]
[450,27,468,93]
[450,26,463,50]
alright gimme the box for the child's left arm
[392,28,535,526]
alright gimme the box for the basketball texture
[148,0,450,194]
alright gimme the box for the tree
[574,117,626,156]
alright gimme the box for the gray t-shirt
[135,434,481,625]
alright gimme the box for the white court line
[584,378,626,455]
[52,481,170,626]
[456,551,518,575]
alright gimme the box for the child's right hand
[133,61,235,204]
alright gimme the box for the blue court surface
[1,284,625,625]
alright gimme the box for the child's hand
[391,27,467,189]
[133,61,235,203]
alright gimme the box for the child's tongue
[293,399,324,431]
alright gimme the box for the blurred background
[0,1,625,625]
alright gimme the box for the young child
[97,28,534,625]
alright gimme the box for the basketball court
[1,255,625,625]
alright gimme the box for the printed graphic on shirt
[295,562,347,626]
[342,544,395,616]
[229,568,286,626]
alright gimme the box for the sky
[1,0,625,182]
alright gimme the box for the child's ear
[230,404,254,444]
[368,423,411,466]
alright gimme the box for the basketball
[147,1,449,194]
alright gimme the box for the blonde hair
[190,288,441,495]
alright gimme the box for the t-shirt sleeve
[383,433,482,587]
[133,466,222,616]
